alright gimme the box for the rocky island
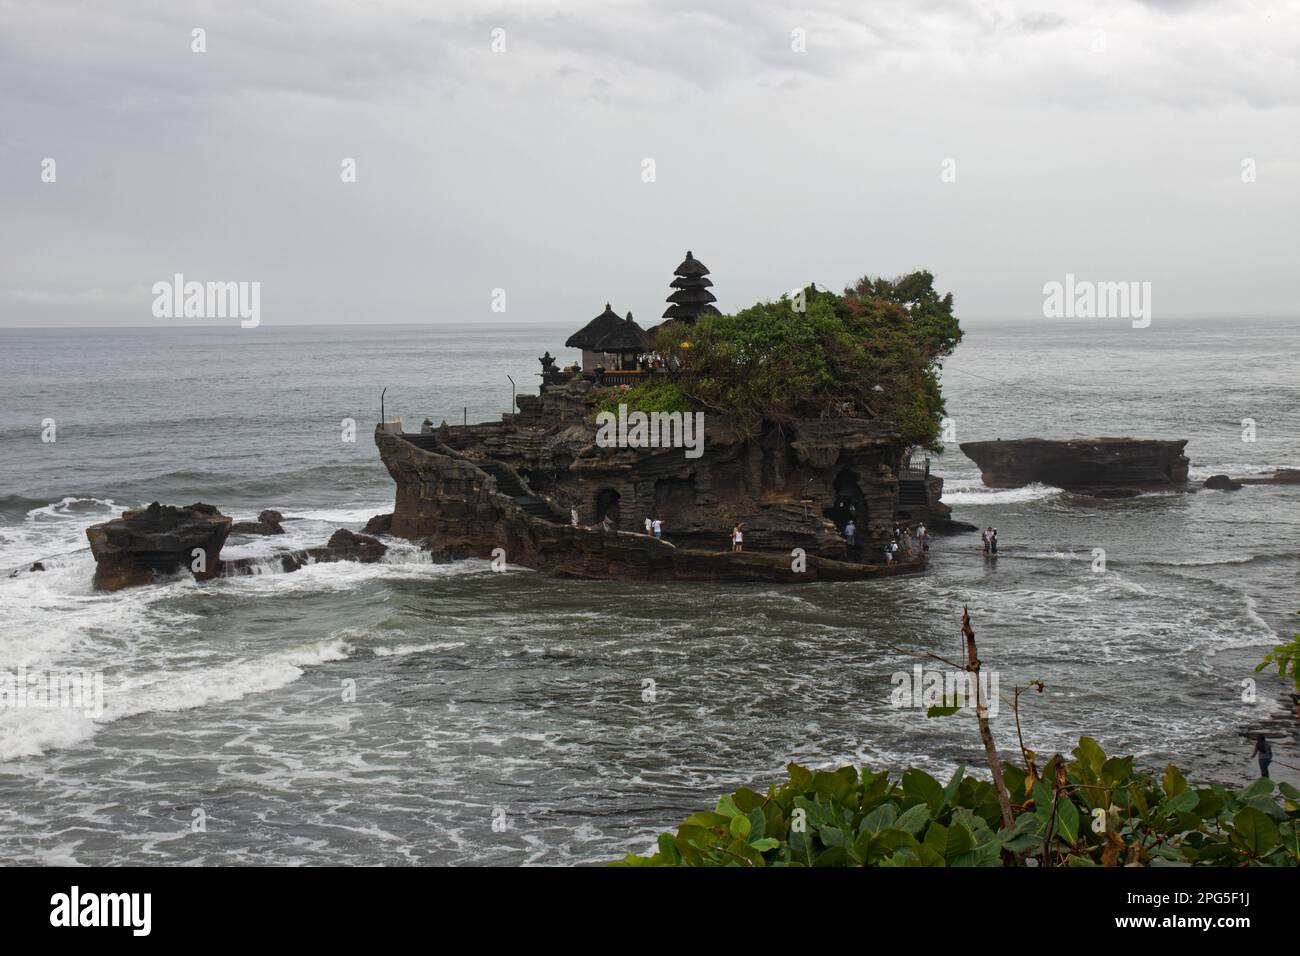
[960,437,1190,494]
[373,254,965,582]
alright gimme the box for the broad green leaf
[1075,736,1106,774]
[942,765,966,806]
[902,768,945,816]
[812,846,848,867]
[1054,798,1080,846]
[1230,806,1279,857]
[680,812,730,830]
[944,820,975,864]
[819,825,847,848]
[1162,764,1187,800]
[1101,755,1135,787]
[859,802,897,835]
[1159,790,1199,816]
[896,803,931,836]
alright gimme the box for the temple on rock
[374,250,947,583]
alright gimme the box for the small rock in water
[1203,474,1243,491]
[231,508,286,535]
[319,529,388,563]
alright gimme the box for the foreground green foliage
[649,272,961,448]
[611,737,1299,867]
[1256,612,1300,693]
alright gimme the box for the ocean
[0,317,1296,865]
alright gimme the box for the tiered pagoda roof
[662,251,720,323]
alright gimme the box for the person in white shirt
[570,508,579,527]
[652,518,663,540]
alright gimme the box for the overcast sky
[1,0,1297,328]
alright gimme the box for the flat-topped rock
[1237,469,1300,486]
[959,438,1189,490]
[86,502,232,590]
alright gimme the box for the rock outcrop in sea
[959,438,1190,493]
[85,504,390,590]
[86,502,231,590]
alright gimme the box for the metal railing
[597,369,651,387]
[899,454,930,481]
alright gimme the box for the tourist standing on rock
[732,524,744,552]
[652,518,663,540]
[645,517,652,535]
[571,508,579,527]
[844,519,856,549]
[1251,734,1273,778]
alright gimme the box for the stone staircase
[395,432,564,524]
[474,459,565,524]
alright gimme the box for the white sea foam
[0,497,123,571]
[938,481,1060,505]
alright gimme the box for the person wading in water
[1251,734,1273,778]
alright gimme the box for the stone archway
[824,468,868,552]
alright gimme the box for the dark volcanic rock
[1237,469,1300,486]
[959,438,1189,490]
[318,529,388,563]
[86,502,231,591]
[230,509,286,535]
[222,528,389,577]
[375,425,924,583]
[363,513,393,535]
[1204,474,1243,491]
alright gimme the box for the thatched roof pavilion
[592,312,648,353]
[565,303,624,350]
[592,312,649,371]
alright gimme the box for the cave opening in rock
[594,488,621,526]
[824,468,868,535]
